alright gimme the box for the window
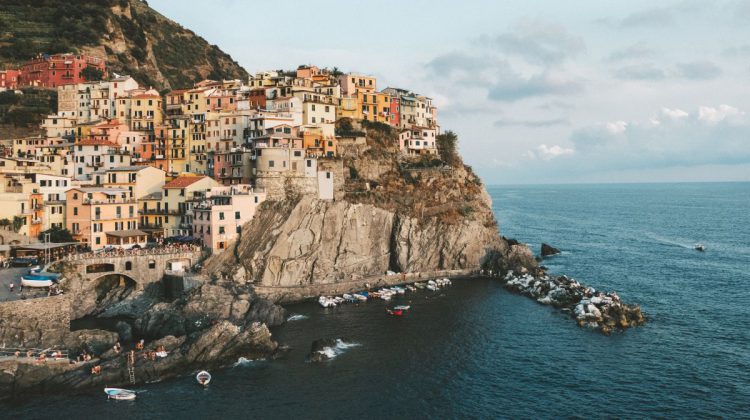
[148,260,156,269]
[125,261,132,271]
[219,226,225,234]
[269,160,274,168]
[326,172,331,179]
[235,211,240,220]
[73,208,78,216]
[219,212,225,220]
[294,151,301,157]
[95,237,100,245]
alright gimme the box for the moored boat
[196,370,211,386]
[21,276,54,288]
[694,244,706,252]
[104,387,136,401]
[393,305,410,311]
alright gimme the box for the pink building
[192,184,266,253]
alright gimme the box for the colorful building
[19,53,107,88]
[192,184,266,253]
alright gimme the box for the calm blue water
[5,182,750,419]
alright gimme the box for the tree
[39,226,75,243]
[12,216,24,233]
[81,66,104,82]
[436,130,460,167]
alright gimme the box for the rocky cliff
[206,122,537,301]
[0,0,248,89]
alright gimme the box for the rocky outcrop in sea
[503,271,646,334]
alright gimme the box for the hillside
[206,123,537,302]
[0,0,248,90]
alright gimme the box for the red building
[0,70,21,90]
[246,88,267,110]
[389,96,400,128]
[19,53,107,88]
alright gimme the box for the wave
[287,314,308,322]
[317,339,362,360]
[234,357,266,367]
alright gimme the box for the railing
[83,198,136,205]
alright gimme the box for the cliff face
[206,123,536,300]
[0,0,248,89]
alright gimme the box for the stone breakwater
[503,271,646,334]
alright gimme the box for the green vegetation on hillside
[0,0,248,90]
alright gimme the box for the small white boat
[353,293,368,302]
[21,276,54,288]
[196,370,211,386]
[394,305,411,311]
[104,387,136,401]
[318,296,337,308]
[406,285,417,292]
[694,244,706,252]
[427,284,438,291]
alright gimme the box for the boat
[406,285,417,292]
[104,387,136,401]
[20,276,55,288]
[353,293,368,302]
[694,244,706,252]
[318,296,337,308]
[393,305,410,311]
[414,282,426,289]
[386,309,403,316]
[196,370,211,386]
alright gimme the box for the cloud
[675,60,722,79]
[612,63,666,80]
[487,71,583,102]
[526,144,575,160]
[721,44,750,57]
[425,52,493,78]
[661,107,689,119]
[494,117,570,128]
[483,18,585,64]
[605,42,655,62]
[563,105,750,173]
[698,104,744,123]
[620,7,673,28]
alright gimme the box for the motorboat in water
[104,387,136,401]
[196,370,211,386]
[318,296,337,308]
[386,309,404,316]
[393,305,410,311]
[694,244,706,252]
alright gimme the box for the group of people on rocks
[89,338,170,376]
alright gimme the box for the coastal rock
[62,329,118,355]
[503,271,646,334]
[541,243,561,257]
[115,321,133,343]
[186,321,277,364]
[307,338,342,363]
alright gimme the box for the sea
[4,182,749,419]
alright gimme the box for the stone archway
[93,273,138,309]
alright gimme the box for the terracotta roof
[163,175,207,189]
[132,93,160,99]
[167,89,189,95]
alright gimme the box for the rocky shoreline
[502,270,646,334]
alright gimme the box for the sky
[149,0,750,184]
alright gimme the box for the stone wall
[0,295,71,348]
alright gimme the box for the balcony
[83,198,136,205]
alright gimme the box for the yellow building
[160,175,219,238]
[130,90,163,132]
[357,91,392,124]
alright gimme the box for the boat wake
[287,314,308,322]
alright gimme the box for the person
[26,350,33,358]
[135,339,144,351]
[84,353,92,362]
[91,365,101,375]
[113,342,121,354]
[9,282,14,292]
[14,350,20,358]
